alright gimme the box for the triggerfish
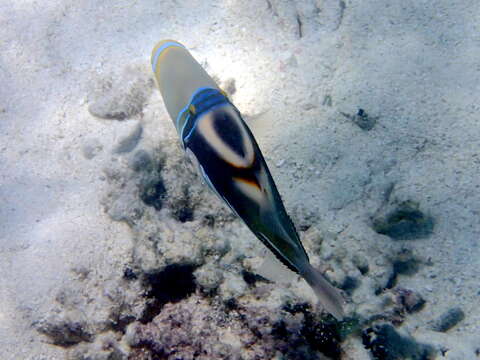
[151,40,344,319]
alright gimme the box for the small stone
[222,78,236,96]
[352,108,376,130]
[82,139,103,159]
[392,287,425,313]
[71,265,91,281]
[170,198,194,222]
[128,150,153,172]
[123,267,137,280]
[323,95,332,107]
[302,102,316,111]
[431,307,465,332]
[392,249,421,276]
[341,108,377,131]
[220,272,248,299]
[113,123,143,154]
[302,226,323,253]
[352,254,370,275]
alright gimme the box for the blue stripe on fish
[175,86,217,131]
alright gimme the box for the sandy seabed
[1,0,479,359]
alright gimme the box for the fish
[151,40,344,319]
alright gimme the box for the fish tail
[300,262,345,320]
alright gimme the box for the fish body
[151,40,344,319]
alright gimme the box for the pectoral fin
[256,248,298,285]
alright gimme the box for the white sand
[1,0,479,358]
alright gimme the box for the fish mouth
[151,40,185,72]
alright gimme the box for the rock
[340,276,360,296]
[34,311,94,347]
[219,272,248,300]
[371,286,426,327]
[392,287,425,314]
[413,330,479,359]
[81,138,357,358]
[126,296,231,360]
[140,264,197,323]
[194,263,224,292]
[138,177,166,211]
[372,201,435,240]
[104,191,144,225]
[67,331,127,360]
[88,65,152,120]
[126,295,344,360]
[32,268,145,350]
[362,324,436,360]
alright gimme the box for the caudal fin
[300,263,345,320]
